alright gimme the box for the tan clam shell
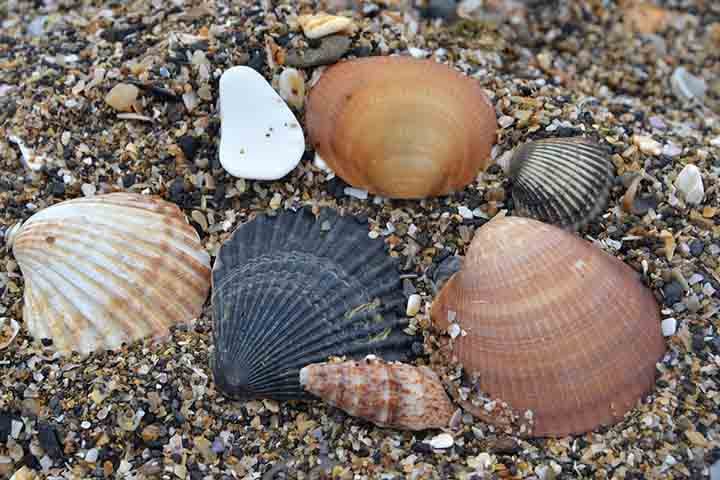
[431,216,666,437]
[300,357,455,431]
[10,193,211,355]
[305,56,498,199]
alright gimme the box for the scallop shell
[300,357,455,431]
[505,137,614,230]
[10,193,211,355]
[305,56,497,199]
[212,208,419,400]
[431,216,666,437]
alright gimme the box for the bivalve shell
[212,208,419,400]
[431,216,666,437]
[10,193,211,355]
[300,357,455,431]
[306,56,497,199]
[506,137,614,230]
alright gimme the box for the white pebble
[344,187,368,200]
[81,183,96,197]
[661,318,677,337]
[498,115,515,128]
[81,421,92,429]
[406,294,422,317]
[10,420,23,439]
[703,283,716,297]
[710,137,720,148]
[632,135,662,156]
[427,433,454,449]
[448,323,461,339]
[458,206,474,219]
[408,47,429,58]
[662,142,682,157]
[688,274,704,286]
[39,455,53,471]
[85,448,99,463]
[674,164,704,205]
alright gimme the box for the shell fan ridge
[212,208,420,401]
[508,137,615,230]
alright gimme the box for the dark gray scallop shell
[507,137,615,230]
[212,208,419,401]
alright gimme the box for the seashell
[305,56,497,199]
[9,193,211,355]
[300,357,455,431]
[506,137,614,230]
[431,216,666,437]
[297,13,355,39]
[277,67,306,110]
[212,208,419,401]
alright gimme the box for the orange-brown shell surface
[305,56,497,199]
[431,216,666,437]
[300,358,455,431]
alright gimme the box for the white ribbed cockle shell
[10,193,211,355]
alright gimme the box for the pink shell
[300,358,455,431]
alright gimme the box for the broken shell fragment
[219,66,305,180]
[306,56,497,199]
[300,358,454,431]
[297,13,355,39]
[507,137,614,230]
[10,193,211,355]
[431,216,666,437]
[277,67,306,110]
[212,208,419,401]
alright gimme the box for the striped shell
[300,358,455,431]
[431,216,666,437]
[9,193,211,355]
[505,137,614,230]
[212,208,419,401]
[305,56,497,199]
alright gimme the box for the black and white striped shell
[505,137,615,230]
[211,208,419,401]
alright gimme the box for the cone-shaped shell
[212,208,419,401]
[9,193,211,355]
[431,216,665,437]
[300,358,455,431]
[505,137,614,230]
[306,56,497,199]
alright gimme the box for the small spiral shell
[300,358,455,431]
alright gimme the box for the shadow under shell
[212,208,421,400]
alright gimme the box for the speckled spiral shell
[300,358,455,431]
[305,56,497,199]
[431,216,666,437]
[9,193,211,355]
[506,137,614,229]
[212,208,419,401]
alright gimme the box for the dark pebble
[662,281,684,306]
[325,176,349,199]
[285,36,351,69]
[178,135,200,161]
[38,422,64,460]
[122,173,136,188]
[169,178,186,203]
[419,0,458,21]
[692,335,705,351]
[50,181,65,196]
[412,441,434,454]
[689,239,705,256]
[0,413,12,442]
[631,195,658,216]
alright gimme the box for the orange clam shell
[431,216,666,437]
[305,56,497,199]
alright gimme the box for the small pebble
[633,135,663,155]
[344,187,368,200]
[661,318,677,337]
[662,142,682,157]
[85,448,99,463]
[406,294,422,316]
[458,206,474,219]
[104,83,139,112]
[427,433,454,449]
[675,164,704,205]
[662,281,684,306]
[285,35,351,68]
